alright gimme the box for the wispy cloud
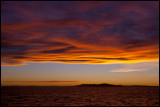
[109,69,147,72]
[4,81,81,83]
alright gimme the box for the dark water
[1,86,159,106]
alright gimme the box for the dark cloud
[95,58,130,60]
[1,1,159,65]
[41,46,79,54]
[1,45,29,55]
[52,60,91,62]
[12,56,29,59]
[80,57,130,60]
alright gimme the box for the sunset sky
[1,1,159,86]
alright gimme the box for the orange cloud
[4,81,81,83]
[1,1,159,66]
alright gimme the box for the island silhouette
[76,83,123,87]
[76,83,153,87]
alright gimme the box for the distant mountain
[76,83,123,87]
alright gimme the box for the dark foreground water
[1,86,159,106]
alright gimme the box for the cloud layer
[1,1,159,66]
[109,69,147,72]
[4,81,81,83]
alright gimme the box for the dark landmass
[1,83,159,87]
[76,83,123,87]
[76,83,158,87]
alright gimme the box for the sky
[1,1,159,86]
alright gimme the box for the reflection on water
[1,86,159,106]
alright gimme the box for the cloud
[1,1,159,66]
[41,46,79,54]
[110,69,147,72]
[4,81,81,83]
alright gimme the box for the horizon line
[1,84,159,87]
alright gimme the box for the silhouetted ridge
[76,83,123,87]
